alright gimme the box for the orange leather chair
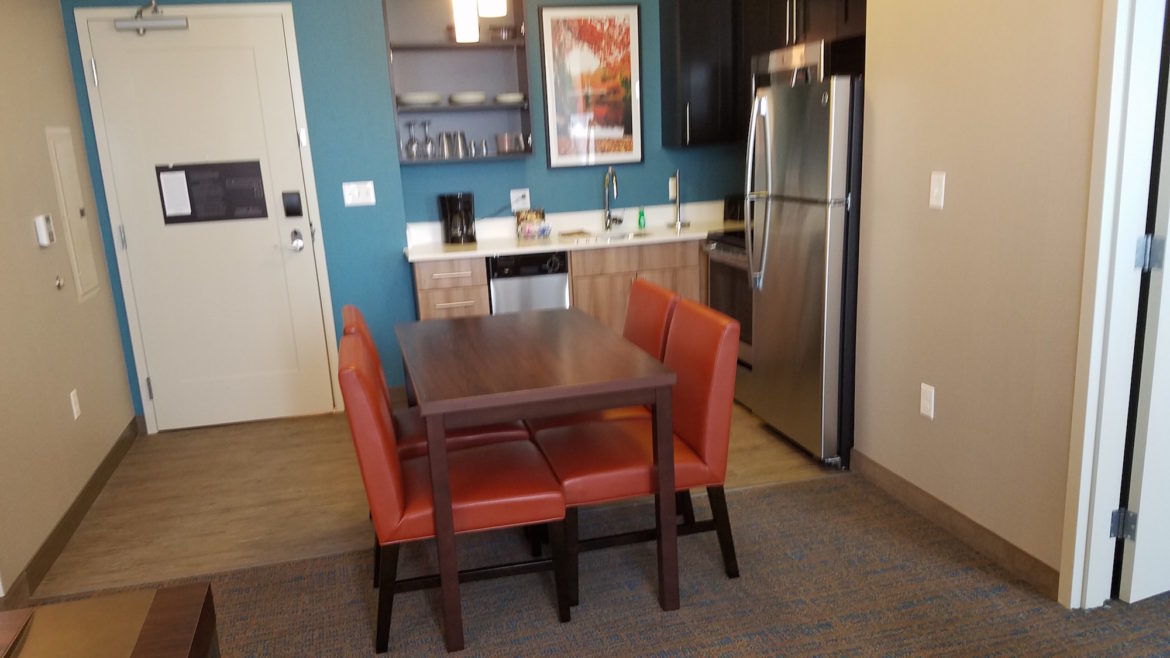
[526,278,679,434]
[341,305,529,459]
[339,334,572,652]
[533,299,742,594]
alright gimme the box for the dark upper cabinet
[660,0,737,147]
[837,0,866,39]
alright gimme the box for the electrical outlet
[70,389,81,420]
[920,383,935,421]
[929,171,946,210]
[510,188,531,212]
[342,181,376,207]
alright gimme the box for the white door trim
[1060,0,1166,609]
[75,3,341,434]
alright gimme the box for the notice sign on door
[156,161,268,224]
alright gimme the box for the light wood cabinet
[570,242,704,333]
[413,257,490,320]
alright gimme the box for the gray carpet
[193,475,1170,656]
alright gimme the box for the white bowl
[449,91,487,106]
[397,92,441,106]
[495,92,525,105]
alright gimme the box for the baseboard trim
[0,416,140,609]
[851,449,1060,600]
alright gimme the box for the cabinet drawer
[417,286,490,320]
[571,246,640,277]
[414,258,487,290]
[638,242,701,270]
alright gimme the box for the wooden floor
[34,405,832,599]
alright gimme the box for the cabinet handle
[432,270,472,279]
[785,0,791,45]
[435,300,477,309]
[685,102,691,145]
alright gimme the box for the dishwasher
[488,251,570,315]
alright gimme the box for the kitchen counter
[404,200,741,263]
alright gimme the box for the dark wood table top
[396,308,676,416]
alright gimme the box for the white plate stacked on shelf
[449,91,487,106]
[397,92,441,107]
[494,92,525,105]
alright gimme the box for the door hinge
[145,376,154,400]
[118,225,128,250]
[1136,234,1165,272]
[90,57,99,88]
[1110,508,1138,541]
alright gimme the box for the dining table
[395,307,680,651]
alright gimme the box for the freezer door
[761,76,852,203]
[738,199,845,459]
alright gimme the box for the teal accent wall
[400,0,744,221]
[60,0,414,411]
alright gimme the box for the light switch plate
[929,171,946,210]
[510,188,531,212]
[342,181,376,207]
[920,383,935,421]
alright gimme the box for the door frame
[1060,0,1166,609]
[75,3,342,434]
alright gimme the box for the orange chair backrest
[338,334,407,543]
[342,305,392,410]
[623,278,680,360]
[663,299,740,483]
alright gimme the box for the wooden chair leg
[676,490,696,525]
[373,533,381,588]
[566,507,579,606]
[376,543,400,653]
[547,521,572,623]
[707,486,739,578]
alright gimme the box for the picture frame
[538,5,642,168]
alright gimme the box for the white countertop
[404,201,739,263]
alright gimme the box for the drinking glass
[402,121,420,160]
[422,121,437,160]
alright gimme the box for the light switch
[342,181,376,207]
[920,383,935,421]
[929,171,946,210]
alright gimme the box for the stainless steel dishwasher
[488,251,570,315]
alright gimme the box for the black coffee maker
[438,193,477,244]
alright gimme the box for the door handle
[289,229,305,252]
[685,102,691,145]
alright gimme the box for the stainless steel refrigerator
[737,40,862,465]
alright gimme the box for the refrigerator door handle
[744,93,762,287]
[752,95,775,290]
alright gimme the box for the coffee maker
[438,193,476,244]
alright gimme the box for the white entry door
[1120,100,1170,604]
[78,5,336,431]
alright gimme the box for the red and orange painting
[540,6,642,167]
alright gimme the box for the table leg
[652,386,679,610]
[425,415,464,651]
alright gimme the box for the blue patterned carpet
[201,476,1170,656]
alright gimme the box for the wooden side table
[0,582,217,658]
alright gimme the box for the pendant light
[452,0,480,43]
[478,0,507,18]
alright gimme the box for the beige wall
[856,0,1102,568]
[0,0,134,595]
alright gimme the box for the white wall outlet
[510,188,531,212]
[342,181,376,207]
[70,388,81,420]
[929,171,946,210]
[920,383,935,421]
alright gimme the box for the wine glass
[422,120,437,160]
[402,121,420,160]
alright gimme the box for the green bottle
[638,207,646,229]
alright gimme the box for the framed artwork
[539,5,642,168]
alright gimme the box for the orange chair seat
[532,417,717,506]
[386,440,566,544]
[392,408,530,459]
[524,405,650,434]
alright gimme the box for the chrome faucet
[603,166,621,230]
